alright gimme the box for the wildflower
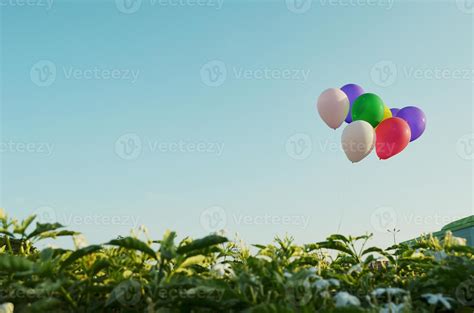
[212,263,234,277]
[255,255,272,262]
[73,234,88,250]
[422,293,452,310]
[372,287,406,297]
[283,272,293,278]
[0,303,14,313]
[334,292,360,307]
[328,279,340,288]
[313,278,340,290]
[380,302,405,313]
[314,279,330,290]
[348,264,362,275]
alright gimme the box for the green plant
[0,209,473,313]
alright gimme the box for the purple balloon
[396,106,426,142]
[340,84,364,123]
[390,108,400,117]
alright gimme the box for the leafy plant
[0,209,473,313]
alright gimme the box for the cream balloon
[341,120,375,163]
[317,88,349,130]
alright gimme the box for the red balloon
[375,117,411,160]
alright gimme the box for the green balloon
[351,93,385,128]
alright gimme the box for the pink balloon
[317,88,349,130]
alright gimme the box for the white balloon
[341,120,375,163]
[317,88,349,129]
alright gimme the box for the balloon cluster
[317,84,426,162]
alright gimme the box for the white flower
[313,278,340,290]
[283,272,292,278]
[348,264,362,275]
[380,302,405,313]
[73,234,88,250]
[422,293,452,310]
[0,303,14,313]
[372,287,406,297]
[211,263,234,277]
[334,292,360,307]
[288,256,297,263]
[255,255,272,262]
[314,279,330,290]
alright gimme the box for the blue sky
[0,0,472,248]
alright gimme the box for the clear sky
[0,0,472,249]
